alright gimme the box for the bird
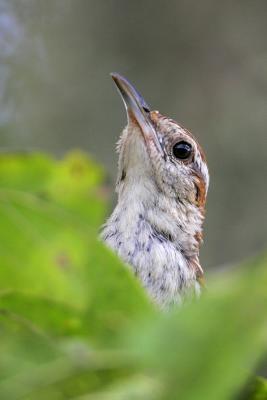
[101,73,209,308]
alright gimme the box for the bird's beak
[111,73,164,157]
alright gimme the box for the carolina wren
[101,73,209,307]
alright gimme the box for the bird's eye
[173,141,192,160]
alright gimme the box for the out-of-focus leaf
[83,240,154,345]
[247,377,267,400]
[73,374,161,400]
[46,151,107,227]
[0,153,53,192]
[0,291,85,338]
[0,322,133,400]
[0,189,90,306]
[0,311,61,393]
[0,151,106,229]
[0,151,153,398]
[1,151,267,400]
[125,254,267,400]
[0,152,152,344]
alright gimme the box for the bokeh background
[1,0,267,269]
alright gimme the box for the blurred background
[0,0,266,269]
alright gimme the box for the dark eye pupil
[173,141,192,159]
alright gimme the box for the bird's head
[112,73,209,210]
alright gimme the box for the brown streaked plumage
[101,73,209,307]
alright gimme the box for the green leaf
[46,151,107,228]
[0,323,133,400]
[247,377,267,400]
[0,291,85,338]
[0,151,107,229]
[0,153,53,192]
[1,151,267,400]
[125,254,267,400]
[0,151,153,398]
[0,152,152,344]
[84,241,154,345]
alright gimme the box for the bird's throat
[101,179,203,307]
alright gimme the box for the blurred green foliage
[0,151,266,399]
[249,377,267,400]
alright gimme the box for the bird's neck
[102,177,204,306]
